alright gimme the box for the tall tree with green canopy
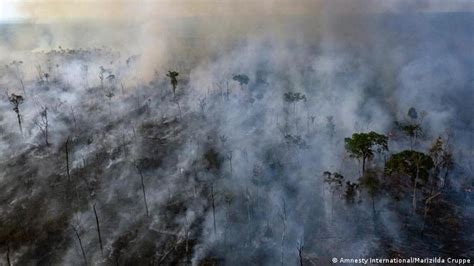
[395,121,423,149]
[408,107,418,120]
[166,70,182,118]
[359,170,380,217]
[166,70,179,97]
[283,92,306,132]
[344,131,388,175]
[323,171,344,221]
[283,92,306,112]
[385,150,434,213]
[232,74,249,88]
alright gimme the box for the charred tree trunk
[176,100,182,120]
[228,152,233,177]
[280,200,287,266]
[211,183,216,234]
[297,243,304,266]
[413,165,420,213]
[44,125,49,146]
[184,218,190,265]
[421,193,440,235]
[15,111,23,138]
[172,83,177,98]
[93,204,104,254]
[70,107,77,131]
[19,79,25,96]
[6,243,11,266]
[443,169,450,190]
[135,163,149,216]
[362,157,366,176]
[371,195,376,217]
[72,226,88,266]
[65,137,71,181]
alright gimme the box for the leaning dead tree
[8,93,24,137]
[93,204,104,254]
[72,225,88,266]
[134,161,150,217]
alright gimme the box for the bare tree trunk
[176,101,182,120]
[18,77,26,96]
[413,166,420,214]
[228,152,233,177]
[362,157,366,176]
[211,183,216,234]
[331,190,335,221]
[44,125,49,146]
[372,195,376,217]
[16,112,23,137]
[421,193,440,234]
[136,91,140,110]
[184,218,190,265]
[80,157,92,194]
[443,169,450,190]
[280,200,287,266]
[70,107,77,130]
[297,242,304,266]
[121,132,127,158]
[65,137,71,181]
[246,188,251,223]
[136,164,149,216]
[412,182,417,214]
[93,204,103,255]
[6,242,11,266]
[72,226,88,266]
[226,80,230,100]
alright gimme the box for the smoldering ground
[0,0,473,265]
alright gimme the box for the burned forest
[0,1,473,265]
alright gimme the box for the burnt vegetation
[0,12,473,266]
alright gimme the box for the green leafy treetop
[395,121,422,149]
[385,150,434,182]
[323,171,344,186]
[408,107,418,120]
[344,131,388,175]
[385,150,434,212]
[232,74,249,86]
[166,71,179,97]
[283,92,306,103]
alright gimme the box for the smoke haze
[0,0,473,265]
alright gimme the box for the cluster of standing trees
[330,111,454,230]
